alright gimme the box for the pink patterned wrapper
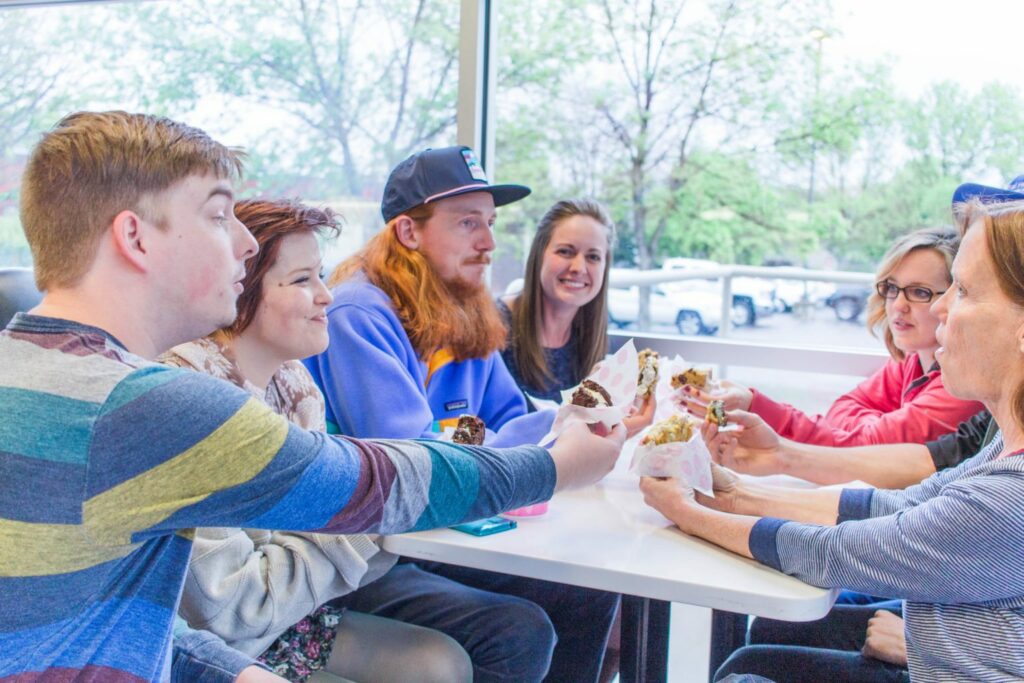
[629,419,715,497]
[537,339,640,446]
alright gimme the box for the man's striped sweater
[0,314,555,681]
[750,435,1024,681]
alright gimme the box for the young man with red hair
[309,146,553,445]
[304,147,620,682]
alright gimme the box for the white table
[383,459,837,681]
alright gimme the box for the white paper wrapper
[525,395,561,413]
[629,417,715,497]
[537,339,640,446]
[653,355,687,421]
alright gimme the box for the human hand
[641,474,760,559]
[623,394,657,438]
[862,610,908,667]
[676,378,754,417]
[550,420,627,491]
[703,409,785,476]
[235,665,290,683]
[702,462,744,513]
[639,476,704,533]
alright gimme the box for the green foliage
[0,212,31,267]
[659,152,813,265]
[812,162,960,269]
[1,0,1024,279]
[903,81,1024,180]
[120,0,461,197]
[0,11,87,158]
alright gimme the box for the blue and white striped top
[750,435,1024,681]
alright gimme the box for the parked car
[503,275,720,335]
[825,286,871,322]
[607,285,720,335]
[772,279,835,313]
[659,257,775,327]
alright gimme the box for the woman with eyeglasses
[681,226,984,446]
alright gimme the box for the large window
[0,0,459,268]
[5,0,1023,354]
[494,0,1024,349]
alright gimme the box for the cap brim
[487,184,532,207]
[952,183,1024,205]
[426,183,532,208]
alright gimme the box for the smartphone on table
[450,516,517,536]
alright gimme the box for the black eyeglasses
[875,281,946,303]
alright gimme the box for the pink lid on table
[504,502,549,517]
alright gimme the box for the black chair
[0,268,42,327]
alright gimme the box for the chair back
[0,268,42,328]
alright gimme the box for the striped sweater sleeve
[835,435,1005,523]
[84,366,556,545]
[868,435,1004,517]
[749,457,1024,603]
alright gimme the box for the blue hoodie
[304,275,554,447]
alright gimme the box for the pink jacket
[749,353,984,447]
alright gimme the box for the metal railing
[609,265,875,337]
[610,330,887,379]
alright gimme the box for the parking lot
[639,303,881,350]
[630,305,884,413]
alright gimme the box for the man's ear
[393,215,420,250]
[110,209,150,272]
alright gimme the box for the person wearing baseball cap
[951,174,1024,205]
[379,145,532,222]
[308,144,551,444]
[303,146,622,682]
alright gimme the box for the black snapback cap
[381,146,531,222]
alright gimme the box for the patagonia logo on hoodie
[445,399,469,412]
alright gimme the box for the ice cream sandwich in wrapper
[629,413,715,496]
[537,339,641,446]
[669,365,718,393]
[705,400,728,428]
[655,356,734,420]
[636,348,660,399]
[451,415,486,445]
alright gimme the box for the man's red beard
[438,264,509,360]
[443,263,490,302]
[333,229,508,361]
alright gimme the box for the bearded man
[305,146,554,445]
[303,147,620,683]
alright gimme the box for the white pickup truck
[659,257,777,327]
[607,283,722,335]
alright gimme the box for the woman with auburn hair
[644,192,1024,681]
[682,226,983,447]
[162,198,472,683]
